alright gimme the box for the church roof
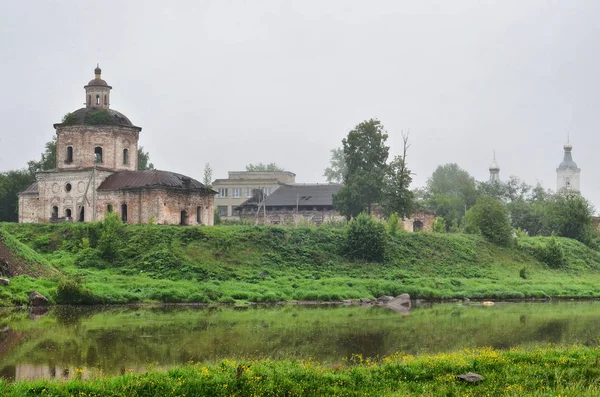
[85,78,109,87]
[97,170,216,193]
[54,108,139,129]
[239,183,343,207]
[557,145,579,171]
[19,182,38,195]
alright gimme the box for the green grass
[2,346,600,396]
[2,222,600,306]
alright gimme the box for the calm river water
[1,301,600,381]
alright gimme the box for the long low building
[237,183,344,226]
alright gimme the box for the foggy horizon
[2,1,599,210]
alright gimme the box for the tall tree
[0,169,35,222]
[27,138,56,175]
[138,146,154,170]
[203,162,213,188]
[323,147,347,183]
[245,163,283,172]
[424,163,478,226]
[381,132,414,217]
[544,190,596,246]
[334,119,389,217]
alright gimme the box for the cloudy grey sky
[1,1,600,207]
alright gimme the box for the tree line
[325,119,597,247]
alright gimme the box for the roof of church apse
[97,170,216,193]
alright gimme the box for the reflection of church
[488,140,581,192]
[19,66,216,225]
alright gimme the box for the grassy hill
[1,222,600,306]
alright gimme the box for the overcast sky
[1,1,600,208]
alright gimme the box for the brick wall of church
[96,188,215,225]
[56,125,139,172]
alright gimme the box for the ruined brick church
[19,66,216,225]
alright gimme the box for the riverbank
[2,346,599,396]
[1,222,600,306]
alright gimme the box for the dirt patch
[0,241,34,278]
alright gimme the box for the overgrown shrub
[431,217,446,233]
[535,237,566,269]
[342,213,386,262]
[97,213,123,262]
[462,197,512,246]
[386,213,399,235]
[75,247,104,269]
[55,277,98,305]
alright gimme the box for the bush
[431,217,446,233]
[462,197,512,246]
[535,237,566,269]
[55,277,98,305]
[342,213,386,262]
[75,247,104,269]
[520,267,528,279]
[98,213,123,262]
[386,213,400,235]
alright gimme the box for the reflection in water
[1,302,600,381]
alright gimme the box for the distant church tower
[489,152,500,182]
[556,138,580,191]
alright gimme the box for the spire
[94,63,102,79]
[564,131,572,152]
[489,151,500,182]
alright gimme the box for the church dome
[85,78,109,87]
[55,107,139,128]
[489,160,500,172]
[558,144,579,170]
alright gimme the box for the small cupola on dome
[84,64,112,109]
[488,151,500,182]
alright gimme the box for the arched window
[96,95,100,105]
[79,206,85,222]
[196,206,202,224]
[413,220,424,232]
[94,147,103,163]
[65,208,72,219]
[180,210,188,226]
[88,95,91,105]
[104,95,107,105]
[51,206,58,218]
[123,149,129,165]
[107,204,113,213]
[66,146,73,163]
[121,204,128,223]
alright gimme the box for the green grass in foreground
[2,346,600,396]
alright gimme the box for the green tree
[203,162,213,188]
[27,138,56,174]
[0,170,35,222]
[246,163,283,172]
[334,119,389,217]
[424,163,478,226]
[544,190,596,246]
[323,147,347,183]
[381,132,414,218]
[462,196,513,246]
[138,146,154,170]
